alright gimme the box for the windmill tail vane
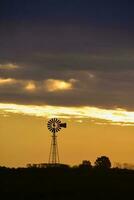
[59,123,67,128]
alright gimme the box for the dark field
[0,166,134,200]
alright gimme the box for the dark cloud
[0,23,133,74]
[0,51,134,81]
[0,1,134,109]
[0,68,134,110]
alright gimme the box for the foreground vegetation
[1,163,134,200]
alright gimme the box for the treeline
[0,156,134,200]
[26,155,112,170]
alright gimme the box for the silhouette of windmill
[47,118,67,164]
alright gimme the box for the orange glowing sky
[0,104,134,168]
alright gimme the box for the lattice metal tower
[47,118,67,164]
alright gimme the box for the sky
[0,0,134,167]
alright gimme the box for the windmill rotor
[47,118,67,133]
[47,118,62,133]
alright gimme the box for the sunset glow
[45,79,73,92]
[0,78,16,85]
[25,82,36,91]
[0,63,19,70]
[0,103,134,125]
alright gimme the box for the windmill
[47,118,67,164]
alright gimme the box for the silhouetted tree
[79,160,92,170]
[94,156,111,169]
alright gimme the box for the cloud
[0,10,133,115]
[0,63,19,70]
[45,79,75,92]
[0,69,134,110]
[0,78,16,85]
[25,81,36,91]
[0,26,133,110]
[0,103,134,126]
[0,52,134,84]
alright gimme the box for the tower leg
[49,133,60,164]
[48,137,53,163]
